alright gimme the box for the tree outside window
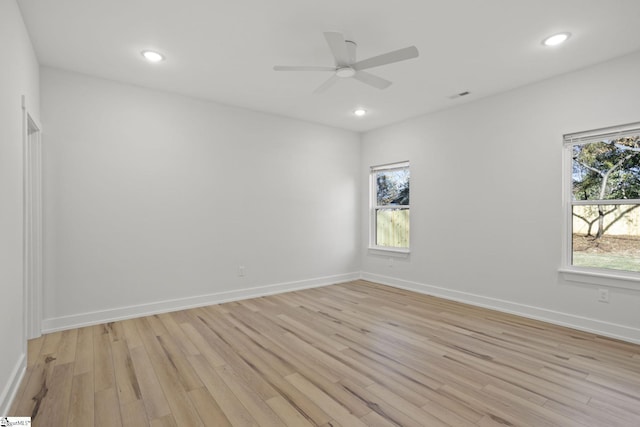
[569,129,640,273]
[371,162,409,250]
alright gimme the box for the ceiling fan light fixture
[141,50,165,62]
[273,32,419,93]
[542,32,571,47]
[336,67,356,78]
[354,108,367,117]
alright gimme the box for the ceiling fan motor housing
[336,67,356,78]
[273,32,419,92]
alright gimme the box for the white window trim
[560,122,640,290]
[369,161,410,253]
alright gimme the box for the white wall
[0,0,40,415]
[28,23,640,351]
[361,51,640,343]
[41,68,360,330]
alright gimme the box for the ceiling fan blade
[324,32,350,67]
[313,74,339,94]
[273,65,336,71]
[353,71,392,90]
[352,46,419,71]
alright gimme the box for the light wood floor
[9,280,640,426]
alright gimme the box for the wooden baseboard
[362,272,640,344]
[0,353,26,416]
[41,272,361,333]
[41,270,640,344]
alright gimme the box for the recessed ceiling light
[542,32,571,47]
[354,108,367,117]
[141,50,165,62]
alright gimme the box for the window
[370,162,410,251]
[564,123,640,277]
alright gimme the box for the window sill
[368,246,410,257]
[559,267,640,290]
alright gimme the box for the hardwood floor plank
[121,318,144,349]
[121,399,150,427]
[74,326,94,376]
[276,313,348,352]
[588,397,640,423]
[178,322,226,368]
[135,317,204,427]
[222,315,298,378]
[280,331,374,387]
[187,355,258,427]
[360,410,400,427]
[216,364,285,427]
[93,325,116,392]
[56,329,79,364]
[155,334,204,391]
[9,336,48,415]
[539,365,640,408]
[482,383,584,427]
[144,315,170,337]
[189,307,280,401]
[265,396,315,427]
[339,378,426,427]
[9,281,640,427]
[441,383,567,427]
[39,330,63,356]
[285,373,369,427]
[543,398,632,427]
[420,399,476,427]
[187,387,233,427]
[103,321,126,343]
[12,350,57,418]
[149,415,177,427]
[129,344,172,420]
[365,382,449,427]
[27,335,46,367]
[68,371,94,427]
[211,341,334,426]
[157,312,200,356]
[111,339,142,405]
[94,387,122,427]
[339,347,439,406]
[35,362,74,426]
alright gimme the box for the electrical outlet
[388,257,394,267]
[238,265,245,277]
[598,288,609,303]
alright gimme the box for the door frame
[22,95,42,340]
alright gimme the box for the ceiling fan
[274,32,419,93]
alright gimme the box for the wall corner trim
[42,272,361,333]
[361,272,640,345]
[0,353,26,416]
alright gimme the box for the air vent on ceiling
[449,91,470,100]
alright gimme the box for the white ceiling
[18,0,640,132]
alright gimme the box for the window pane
[376,209,409,248]
[572,204,640,272]
[376,169,409,206]
[572,138,640,201]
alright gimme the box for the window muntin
[371,162,410,250]
[566,125,640,274]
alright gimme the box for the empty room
[2,0,640,426]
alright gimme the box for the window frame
[369,161,410,253]
[560,122,640,289]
